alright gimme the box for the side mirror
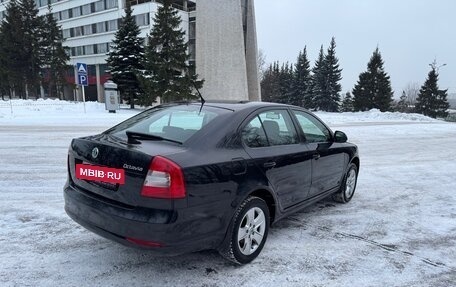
[334,131,348,143]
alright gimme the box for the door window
[242,110,299,147]
[242,116,268,148]
[293,111,331,143]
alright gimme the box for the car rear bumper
[64,183,228,255]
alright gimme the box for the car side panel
[308,142,348,197]
[243,144,312,211]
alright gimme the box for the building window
[88,65,96,76]
[83,24,93,35]
[107,19,118,31]
[74,26,83,37]
[135,13,150,26]
[38,0,49,7]
[72,7,81,18]
[96,21,107,33]
[96,43,109,54]
[69,42,111,57]
[72,46,83,56]
[94,0,105,12]
[84,45,95,55]
[189,21,195,40]
[189,41,195,61]
[60,9,70,20]
[62,28,71,39]
[106,0,118,9]
[81,4,91,15]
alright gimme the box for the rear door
[241,108,313,210]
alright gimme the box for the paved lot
[1,122,455,287]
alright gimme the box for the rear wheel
[219,196,270,264]
[333,163,358,203]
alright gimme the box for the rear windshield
[105,104,229,143]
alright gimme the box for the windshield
[105,104,229,144]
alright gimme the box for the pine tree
[277,62,294,104]
[107,3,144,108]
[415,65,449,118]
[261,62,280,103]
[141,0,202,104]
[311,45,325,110]
[0,21,10,99]
[319,37,342,112]
[0,0,25,97]
[18,0,44,98]
[353,47,393,112]
[41,5,70,99]
[341,91,354,112]
[291,47,312,108]
[395,91,409,113]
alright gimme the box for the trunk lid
[68,134,185,208]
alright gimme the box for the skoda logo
[91,147,99,159]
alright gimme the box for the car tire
[218,196,270,264]
[333,163,358,203]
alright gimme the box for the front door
[291,110,346,198]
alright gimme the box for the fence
[0,99,133,115]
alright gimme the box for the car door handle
[312,153,321,160]
[263,161,276,168]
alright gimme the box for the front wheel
[218,196,270,264]
[333,163,358,203]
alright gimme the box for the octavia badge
[92,147,99,159]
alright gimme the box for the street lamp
[429,60,447,72]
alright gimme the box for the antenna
[192,81,205,114]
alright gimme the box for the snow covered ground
[1,100,455,287]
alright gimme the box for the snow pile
[0,99,139,126]
[0,99,441,127]
[315,109,439,125]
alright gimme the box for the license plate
[75,164,125,185]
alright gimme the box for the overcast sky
[255,0,456,97]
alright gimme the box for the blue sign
[77,63,88,86]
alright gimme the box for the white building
[0,0,260,102]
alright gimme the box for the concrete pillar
[196,0,249,101]
[195,0,260,102]
[245,0,261,101]
[96,64,103,102]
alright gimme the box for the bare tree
[258,49,267,81]
[404,82,420,105]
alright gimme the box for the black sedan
[64,101,359,264]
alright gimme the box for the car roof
[163,101,295,113]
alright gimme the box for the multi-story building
[0,0,260,102]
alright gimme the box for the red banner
[76,164,125,185]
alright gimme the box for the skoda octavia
[64,101,359,264]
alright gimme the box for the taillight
[141,156,186,199]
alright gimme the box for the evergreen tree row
[0,0,69,99]
[261,43,449,118]
[261,37,342,112]
[107,0,202,108]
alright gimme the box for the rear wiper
[125,131,183,145]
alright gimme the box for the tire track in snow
[286,216,453,271]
